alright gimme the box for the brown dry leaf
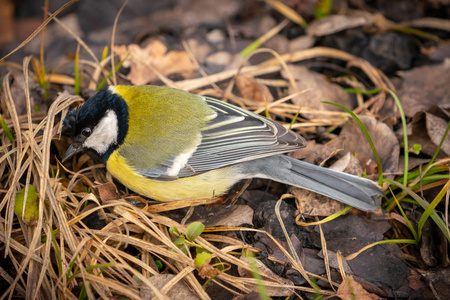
[93,182,120,202]
[425,268,450,299]
[317,249,353,274]
[235,75,274,103]
[336,276,382,300]
[320,215,408,289]
[253,232,304,266]
[330,152,365,176]
[420,217,438,267]
[289,140,320,160]
[291,188,347,216]
[396,156,430,173]
[408,272,427,291]
[140,274,200,300]
[5,72,45,115]
[408,267,450,299]
[197,261,222,279]
[339,116,399,179]
[408,107,450,158]
[397,62,450,117]
[290,138,344,165]
[424,110,450,156]
[281,65,355,120]
[114,40,197,85]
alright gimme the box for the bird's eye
[81,128,92,137]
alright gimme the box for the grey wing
[175,97,306,177]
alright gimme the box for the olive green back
[114,85,215,171]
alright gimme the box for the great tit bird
[62,85,382,211]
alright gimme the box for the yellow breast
[106,151,244,201]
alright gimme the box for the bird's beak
[62,144,83,163]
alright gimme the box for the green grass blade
[417,179,450,241]
[0,113,14,143]
[96,57,126,91]
[248,254,270,300]
[390,188,418,241]
[385,179,450,243]
[74,43,81,95]
[315,0,332,19]
[100,46,109,62]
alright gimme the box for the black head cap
[63,108,77,137]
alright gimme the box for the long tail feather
[243,155,383,211]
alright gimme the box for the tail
[242,155,382,211]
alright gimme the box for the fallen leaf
[317,249,353,274]
[290,138,344,165]
[330,152,365,176]
[319,214,409,289]
[291,188,347,216]
[253,200,301,242]
[407,272,427,291]
[420,218,438,267]
[425,267,450,299]
[140,274,200,300]
[339,116,399,179]
[7,72,47,115]
[281,65,355,120]
[14,185,38,226]
[114,40,197,85]
[396,156,430,173]
[397,62,450,117]
[408,107,450,158]
[236,75,274,104]
[197,261,222,278]
[93,182,120,202]
[425,111,450,156]
[336,276,382,300]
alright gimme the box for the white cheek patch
[83,110,118,155]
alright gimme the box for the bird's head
[62,87,128,163]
